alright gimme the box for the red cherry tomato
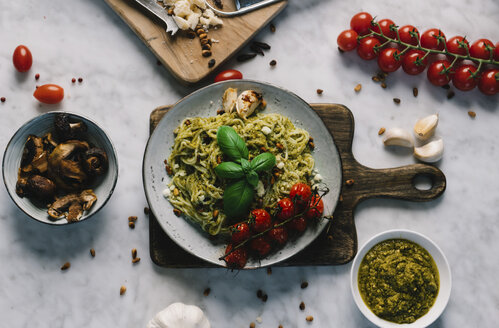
[350,12,373,36]
[289,183,312,209]
[402,50,428,75]
[277,198,295,221]
[304,195,324,220]
[452,65,478,91]
[398,25,419,46]
[337,29,359,52]
[446,36,469,56]
[267,225,288,245]
[13,45,33,73]
[494,42,499,61]
[378,48,402,73]
[427,60,452,86]
[469,39,494,60]
[288,217,307,232]
[224,244,248,269]
[250,209,271,233]
[420,29,446,51]
[230,222,251,244]
[33,84,64,104]
[478,69,499,95]
[214,69,243,83]
[250,237,271,256]
[357,37,381,60]
[371,19,396,40]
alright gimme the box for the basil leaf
[214,162,244,179]
[240,158,252,174]
[224,179,255,218]
[246,170,259,187]
[217,126,249,163]
[250,152,276,172]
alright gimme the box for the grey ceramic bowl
[2,112,119,225]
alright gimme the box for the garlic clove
[383,128,414,148]
[414,138,444,163]
[414,114,439,140]
[222,88,237,113]
[236,90,262,119]
[147,302,211,328]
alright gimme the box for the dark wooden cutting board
[148,104,446,267]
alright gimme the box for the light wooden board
[104,0,287,84]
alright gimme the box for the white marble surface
[1,0,498,327]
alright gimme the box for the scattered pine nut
[354,84,362,92]
[300,301,306,310]
[128,216,138,222]
[173,208,182,216]
[393,98,401,104]
[381,82,387,89]
[213,209,219,219]
[378,127,386,135]
[270,23,276,33]
[306,316,314,322]
[90,248,96,257]
[346,179,355,186]
[61,262,71,270]
[173,188,180,196]
[203,288,211,296]
[339,195,343,202]
[468,111,476,118]
[132,257,141,264]
[316,89,323,95]
[301,281,308,289]
[128,221,135,229]
[372,76,380,82]
[120,285,126,295]
[250,323,256,328]
[279,325,283,328]
[413,87,418,97]
[327,235,333,241]
[132,248,137,259]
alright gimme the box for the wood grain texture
[104,0,287,84]
[148,104,446,268]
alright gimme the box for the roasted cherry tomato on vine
[250,209,271,233]
[33,84,64,104]
[420,28,446,51]
[494,42,499,61]
[446,36,469,56]
[289,182,312,208]
[224,244,248,269]
[250,237,272,256]
[350,12,373,36]
[304,195,324,220]
[452,65,478,91]
[478,69,499,95]
[337,29,359,52]
[469,39,494,60]
[230,222,251,244]
[12,45,33,72]
[378,48,402,73]
[357,37,381,60]
[277,198,295,221]
[371,19,396,41]
[398,25,419,46]
[288,217,307,232]
[402,50,428,75]
[214,69,243,83]
[267,225,288,245]
[427,60,452,86]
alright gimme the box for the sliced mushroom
[79,189,98,210]
[54,113,87,141]
[67,202,83,222]
[27,175,56,200]
[47,189,97,221]
[20,135,48,174]
[42,132,59,153]
[48,140,89,191]
[82,148,108,176]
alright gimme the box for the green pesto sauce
[358,239,439,324]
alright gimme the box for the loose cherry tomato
[378,48,402,73]
[277,198,295,221]
[427,60,452,86]
[214,69,243,83]
[304,195,324,220]
[250,237,272,256]
[267,225,288,245]
[250,209,271,233]
[402,50,428,75]
[289,183,312,209]
[357,37,381,60]
[224,244,248,269]
[420,29,446,51]
[452,65,478,91]
[230,222,251,244]
[371,19,396,41]
[494,42,499,61]
[478,69,499,95]
[288,217,307,232]
[350,12,373,36]
[33,84,64,104]
[469,39,494,60]
[446,36,469,56]
[398,25,419,46]
[337,29,359,52]
[13,45,33,72]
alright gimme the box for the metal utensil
[205,0,284,17]
[134,0,178,35]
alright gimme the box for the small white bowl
[351,229,451,328]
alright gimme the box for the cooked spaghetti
[167,112,314,235]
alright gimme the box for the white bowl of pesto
[350,229,451,328]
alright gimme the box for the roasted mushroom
[48,140,89,191]
[48,189,97,222]
[27,175,56,200]
[20,135,48,174]
[82,148,108,176]
[42,132,59,153]
[54,113,87,140]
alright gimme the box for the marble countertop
[1,0,498,327]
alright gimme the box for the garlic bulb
[414,138,444,163]
[414,114,439,140]
[222,88,237,113]
[383,128,414,148]
[236,90,262,119]
[147,303,210,328]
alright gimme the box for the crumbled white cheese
[276,161,285,169]
[169,184,176,191]
[261,126,272,135]
[163,0,222,31]
[174,164,180,169]
[199,194,205,202]
[312,168,319,175]
[313,174,323,183]
[162,188,171,198]
[177,170,186,177]
[255,180,265,197]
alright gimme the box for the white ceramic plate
[143,80,342,268]
[350,229,452,328]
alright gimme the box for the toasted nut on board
[306,315,314,322]
[120,286,126,295]
[132,248,137,259]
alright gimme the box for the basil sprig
[215,126,276,218]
